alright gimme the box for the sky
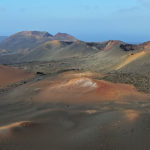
[0,0,150,43]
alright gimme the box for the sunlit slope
[4,71,148,105]
[118,52,150,73]
[116,51,146,70]
[115,44,150,74]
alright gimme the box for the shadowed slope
[0,31,78,56]
[0,31,53,55]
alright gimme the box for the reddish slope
[0,65,34,88]
[30,72,149,104]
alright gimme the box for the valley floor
[0,70,150,150]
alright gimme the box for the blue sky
[0,0,150,43]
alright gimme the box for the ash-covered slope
[19,40,103,62]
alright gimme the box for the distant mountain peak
[54,32,78,42]
[55,32,70,37]
[18,31,53,38]
[7,31,53,41]
[0,31,55,54]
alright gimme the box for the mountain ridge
[0,31,150,75]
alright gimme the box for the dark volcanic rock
[120,44,137,51]
[36,72,46,76]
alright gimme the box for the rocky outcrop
[120,44,137,51]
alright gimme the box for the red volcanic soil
[31,72,149,104]
[94,80,145,101]
[0,65,34,88]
